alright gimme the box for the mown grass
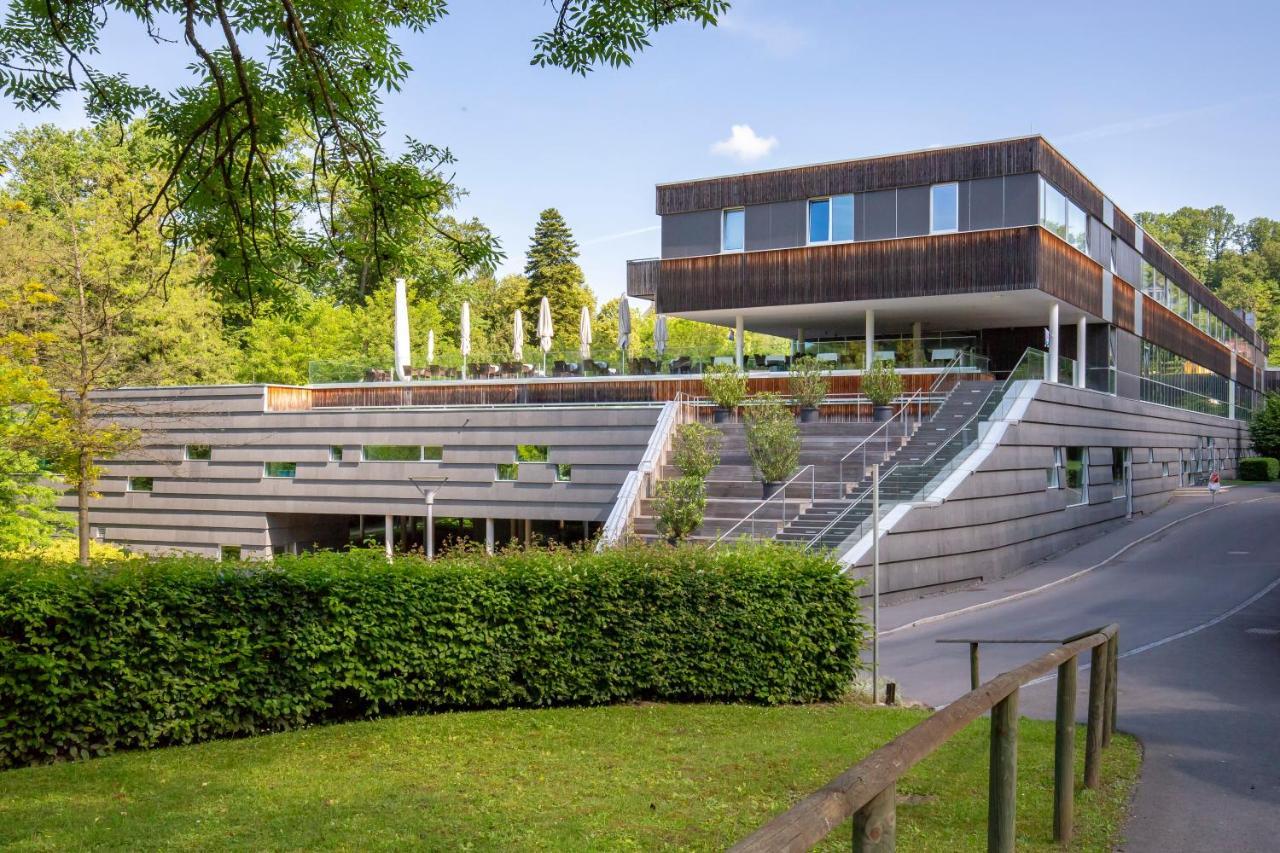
[0,702,1139,851]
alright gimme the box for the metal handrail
[711,464,816,546]
[731,623,1122,852]
[802,469,897,551]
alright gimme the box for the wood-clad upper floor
[645,134,1264,348]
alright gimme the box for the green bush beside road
[1238,456,1280,481]
[0,543,864,768]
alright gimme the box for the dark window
[127,476,153,492]
[516,445,549,462]
[1064,447,1088,505]
[363,445,422,462]
[329,445,344,462]
[263,462,297,479]
[423,446,444,461]
[220,545,242,562]
[185,445,211,461]
[556,464,572,482]
[496,463,518,481]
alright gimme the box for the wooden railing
[731,624,1120,852]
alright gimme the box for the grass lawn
[0,702,1139,851]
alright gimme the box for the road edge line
[881,495,1274,637]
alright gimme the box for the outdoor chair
[429,365,444,379]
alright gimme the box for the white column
[384,513,393,559]
[484,517,495,555]
[1048,303,1060,383]
[425,495,435,560]
[1076,317,1087,389]
[734,315,744,370]
[1229,350,1237,420]
[864,310,875,370]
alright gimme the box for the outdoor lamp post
[410,476,447,559]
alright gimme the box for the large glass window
[721,208,744,252]
[808,195,854,243]
[1064,447,1088,506]
[127,476,153,492]
[263,462,297,479]
[496,463,518,481]
[1066,202,1088,253]
[1140,340,1230,418]
[516,444,549,462]
[930,183,959,233]
[1040,180,1067,240]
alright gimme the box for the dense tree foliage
[523,208,595,347]
[1135,206,1280,349]
[0,1,728,316]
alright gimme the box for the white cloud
[710,124,778,162]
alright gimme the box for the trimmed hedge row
[1238,456,1280,481]
[0,543,864,768]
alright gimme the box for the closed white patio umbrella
[578,305,592,362]
[393,277,412,381]
[512,309,524,361]
[617,296,631,374]
[460,301,471,380]
[426,329,435,366]
[654,313,669,361]
[537,296,553,375]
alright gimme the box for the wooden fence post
[853,782,896,852]
[970,642,980,691]
[988,689,1019,853]
[1102,636,1115,749]
[1107,630,1119,737]
[1054,656,1078,843]
[1084,642,1106,789]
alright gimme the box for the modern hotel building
[71,137,1263,598]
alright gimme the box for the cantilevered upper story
[628,136,1265,419]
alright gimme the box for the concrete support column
[865,310,876,371]
[524,518,532,548]
[384,513,393,560]
[484,517,495,555]
[911,321,923,367]
[1076,317,1087,389]
[583,520,591,541]
[734,315,744,370]
[794,328,804,356]
[357,514,365,541]
[1048,303,1060,383]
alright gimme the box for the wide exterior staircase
[781,380,1001,552]
[630,421,903,543]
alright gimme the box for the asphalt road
[875,486,1280,852]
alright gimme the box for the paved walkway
[874,483,1280,851]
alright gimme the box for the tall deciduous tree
[0,1,728,315]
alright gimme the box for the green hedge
[1238,456,1280,481]
[0,543,863,768]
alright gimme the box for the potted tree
[789,355,829,423]
[702,363,748,423]
[671,422,723,479]
[862,358,903,422]
[654,477,707,544]
[744,393,801,498]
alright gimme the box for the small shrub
[702,363,748,410]
[671,422,722,479]
[744,392,800,483]
[0,545,864,768]
[654,476,707,543]
[789,356,829,410]
[1249,394,1280,460]
[861,359,903,406]
[1238,456,1279,481]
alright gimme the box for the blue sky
[2,0,1277,304]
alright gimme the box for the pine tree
[523,209,595,349]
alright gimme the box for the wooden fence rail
[730,624,1120,852]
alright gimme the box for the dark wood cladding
[657,136,1108,219]
[657,137,1039,215]
[1143,298,1231,378]
[1037,232,1104,317]
[1112,208,1137,246]
[1140,236,1252,340]
[1112,278,1135,333]
[281,373,948,411]
[657,227,1041,314]
[626,258,660,299]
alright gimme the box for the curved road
[877,485,1280,852]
